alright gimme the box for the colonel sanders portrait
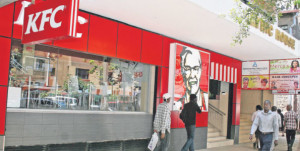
[178,46,208,111]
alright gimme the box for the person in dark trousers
[277,109,284,136]
[251,105,262,149]
[284,104,298,151]
[181,94,201,151]
[250,100,278,151]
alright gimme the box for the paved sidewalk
[198,134,300,151]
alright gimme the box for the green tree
[230,0,294,45]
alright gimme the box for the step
[207,139,234,148]
[239,139,252,143]
[239,134,251,141]
[208,127,219,133]
[240,122,252,126]
[207,131,221,138]
[239,129,251,135]
[207,136,227,142]
[240,119,251,122]
[239,125,252,130]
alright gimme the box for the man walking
[181,94,201,151]
[270,106,281,151]
[284,104,298,151]
[249,100,278,151]
[153,93,172,151]
[251,105,262,149]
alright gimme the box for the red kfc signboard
[22,0,79,44]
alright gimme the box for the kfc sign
[22,0,79,44]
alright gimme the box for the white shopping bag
[147,132,159,151]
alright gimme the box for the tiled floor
[198,134,300,151]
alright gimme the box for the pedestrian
[283,104,298,151]
[251,105,263,149]
[249,100,278,151]
[153,93,172,151]
[270,106,281,151]
[277,109,284,136]
[181,94,201,151]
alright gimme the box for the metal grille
[123,139,148,151]
[5,145,47,151]
[88,141,122,151]
[47,143,86,151]
[5,139,149,151]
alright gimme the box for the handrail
[209,103,226,116]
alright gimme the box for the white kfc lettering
[14,1,31,25]
[25,5,65,35]
[39,8,52,31]
[25,12,41,34]
[50,5,65,28]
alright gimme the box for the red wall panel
[117,24,142,62]
[160,67,169,99]
[0,3,14,37]
[170,111,179,128]
[162,37,178,67]
[53,12,89,52]
[13,0,25,39]
[232,103,241,125]
[0,86,8,135]
[0,37,11,86]
[88,15,118,57]
[156,67,161,98]
[141,31,163,66]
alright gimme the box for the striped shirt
[284,111,298,130]
[153,102,171,133]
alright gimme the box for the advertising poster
[242,75,270,89]
[170,44,210,111]
[242,61,269,75]
[270,75,299,89]
[270,59,300,74]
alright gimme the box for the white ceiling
[80,0,299,61]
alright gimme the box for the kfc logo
[25,5,65,34]
[21,0,85,44]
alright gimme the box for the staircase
[207,124,234,148]
[239,114,252,143]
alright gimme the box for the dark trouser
[181,125,195,151]
[259,133,273,151]
[154,131,170,151]
[286,130,296,147]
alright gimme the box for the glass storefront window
[8,40,154,112]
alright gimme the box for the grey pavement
[198,134,300,151]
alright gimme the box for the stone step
[207,131,221,138]
[240,119,250,122]
[207,139,234,148]
[208,128,219,133]
[207,136,227,142]
[239,125,252,130]
[240,122,252,126]
[239,129,250,135]
[239,138,252,143]
[239,134,251,143]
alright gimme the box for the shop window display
[8,40,153,112]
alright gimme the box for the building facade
[0,0,299,151]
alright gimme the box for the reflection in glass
[8,40,153,112]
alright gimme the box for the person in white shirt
[270,106,281,151]
[251,105,263,149]
[153,93,172,151]
[249,100,279,151]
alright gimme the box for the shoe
[288,144,291,151]
[253,142,256,149]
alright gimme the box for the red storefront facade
[0,1,242,150]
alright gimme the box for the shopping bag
[147,132,158,151]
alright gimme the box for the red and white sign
[22,0,79,44]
